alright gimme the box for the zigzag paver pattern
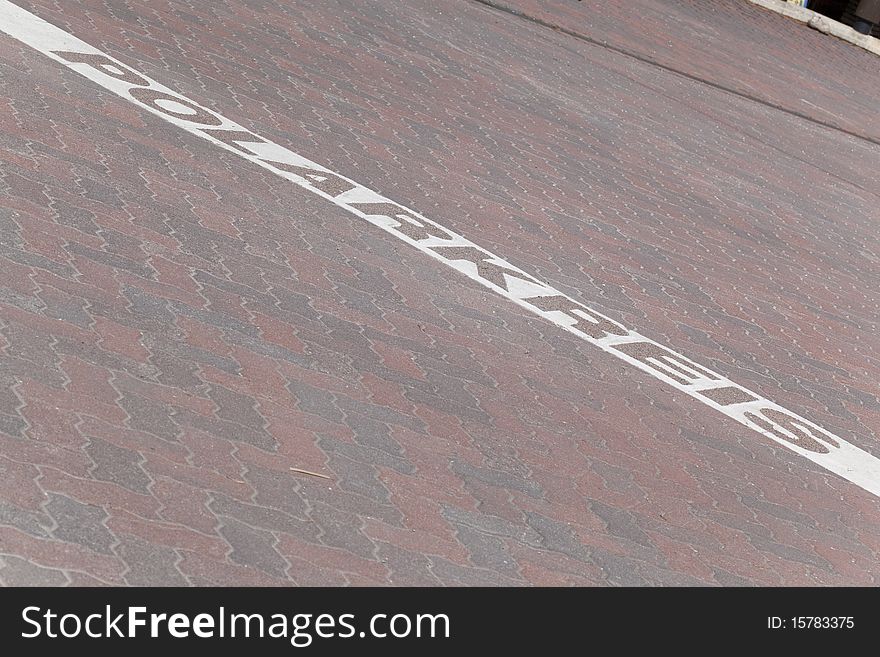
[0,0,878,585]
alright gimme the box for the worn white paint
[2,0,879,496]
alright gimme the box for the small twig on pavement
[289,467,331,480]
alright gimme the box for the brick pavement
[0,0,878,586]
[484,0,880,143]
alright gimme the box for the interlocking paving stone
[0,0,877,586]
[0,554,69,586]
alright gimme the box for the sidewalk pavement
[0,0,878,586]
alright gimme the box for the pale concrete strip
[745,0,880,57]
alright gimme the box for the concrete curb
[744,0,880,56]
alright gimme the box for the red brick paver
[0,0,878,586]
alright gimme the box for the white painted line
[2,0,879,496]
